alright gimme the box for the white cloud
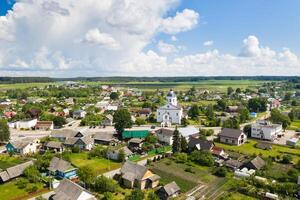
[121,35,300,76]
[83,28,120,50]
[171,36,177,41]
[0,1,299,77]
[157,40,178,54]
[203,40,214,47]
[160,9,199,34]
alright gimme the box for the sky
[0,0,299,77]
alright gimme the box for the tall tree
[227,87,234,95]
[180,136,188,153]
[172,127,181,153]
[188,104,200,120]
[113,108,133,134]
[125,189,145,200]
[0,119,10,142]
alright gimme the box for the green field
[69,152,121,174]
[0,155,27,170]
[149,159,215,192]
[288,119,300,130]
[0,178,44,200]
[0,80,266,92]
[215,140,300,162]
[220,192,257,200]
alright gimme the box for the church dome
[167,89,176,97]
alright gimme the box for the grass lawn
[221,192,257,200]
[0,178,44,200]
[149,159,215,192]
[288,119,300,130]
[215,140,300,162]
[0,155,27,170]
[69,152,122,175]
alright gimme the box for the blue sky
[0,0,299,77]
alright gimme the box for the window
[232,140,234,144]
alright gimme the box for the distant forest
[0,76,300,84]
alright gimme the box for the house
[227,106,239,113]
[26,108,41,118]
[73,110,86,119]
[6,138,40,155]
[51,179,96,200]
[188,137,214,152]
[64,136,94,151]
[269,99,281,110]
[44,141,64,153]
[35,121,54,130]
[102,114,114,126]
[106,104,118,111]
[95,100,109,109]
[65,98,74,105]
[128,138,144,151]
[157,90,183,126]
[224,159,243,170]
[243,156,266,170]
[211,146,228,159]
[251,120,283,141]
[15,119,38,129]
[155,128,174,145]
[3,111,16,119]
[94,132,118,145]
[256,142,272,150]
[219,128,247,146]
[107,146,133,161]
[119,161,160,190]
[50,129,88,142]
[178,126,199,141]
[157,181,180,200]
[122,129,149,139]
[139,108,152,118]
[0,161,33,183]
[48,157,77,179]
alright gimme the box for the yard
[69,152,122,175]
[215,139,300,162]
[149,158,215,192]
[288,119,300,130]
[0,178,45,200]
[0,155,27,170]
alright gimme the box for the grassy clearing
[0,155,26,170]
[0,82,59,90]
[288,119,300,130]
[0,178,44,200]
[149,159,215,192]
[220,192,257,200]
[215,140,300,162]
[69,152,121,175]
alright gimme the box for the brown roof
[155,128,174,137]
[162,181,180,196]
[248,156,266,170]
[45,141,63,149]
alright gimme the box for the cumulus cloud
[160,9,199,34]
[0,1,299,77]
[157,40,178,54]
[83,28,120,50]
[171,36,177,41]
[121,35,300,76]
[203,40,214,47]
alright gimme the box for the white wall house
[251,120,283,141]
[157,90,183,126]
[155,128,174,145]
[15,119,38,129]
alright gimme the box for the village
[0,80,300,200]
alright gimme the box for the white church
[157,90,183,127]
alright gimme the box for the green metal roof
[122,130,149,139]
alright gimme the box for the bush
[184,166,195,173]
[173,153,188,163]
[94,176,119,193]
[190,150,214,167]
[16,179,29,189]
[26,185,38,193]
[214,167,227,177]
[71,146,81,153]
[281,154,292,164]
